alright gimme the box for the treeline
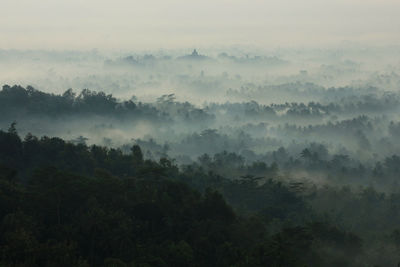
[0,126,380,266]
[0,85,213,124]
[0,85,158,119]
[133,127,400,190]
[212,92,400,122]
[3,85,400,126]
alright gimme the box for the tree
[8,121,17,135]
[131,145,143,165]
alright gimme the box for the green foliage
[0,130,369,266]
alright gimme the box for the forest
[3,0,400,264]
[1,46,400,266]
[0,125,385,266]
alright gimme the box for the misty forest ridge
[2,47,400,266]
[2,0,400,266]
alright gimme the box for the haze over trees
[1,46,400,266]
[2,0,400,264]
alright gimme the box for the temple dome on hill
[178,49,209,60]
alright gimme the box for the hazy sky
[1,0,400,50]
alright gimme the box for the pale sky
[1,0,400,50]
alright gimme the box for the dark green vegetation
[0,85,212,124]
[2,45,400,266]
[2,126,400,266]
[2,85,400,266]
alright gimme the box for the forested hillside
[2,0,400,264]
[2,125,400,266]
[1,45,400,267]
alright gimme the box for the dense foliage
[0,127,377,266]
[1,83,400,266]
[2,46,400,266]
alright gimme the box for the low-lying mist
[2,45,400,266]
